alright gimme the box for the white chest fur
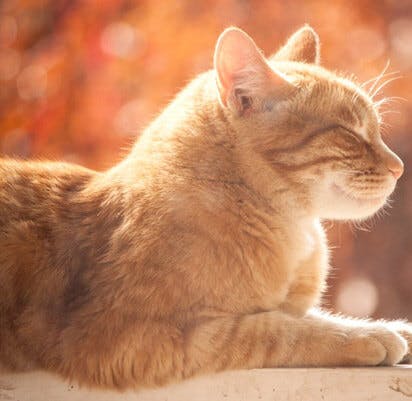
[288,218,324,269]
[278,218,329,315]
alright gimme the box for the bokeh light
[100,22,141,59]
[17,65,47,100]
[336,277,379,318]
[0,48,20,81]
[389,18,412,68]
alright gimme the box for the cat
[0,25,411,390]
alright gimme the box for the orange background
[1,0,411,320]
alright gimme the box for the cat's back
[0,158,95,224]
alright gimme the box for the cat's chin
[332,183,387,205]
[317,183,389,220]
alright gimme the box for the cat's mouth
[331,183,387,206]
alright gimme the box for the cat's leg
[183,311,407,377]
[57,310,407,389]
[308,308,412,363]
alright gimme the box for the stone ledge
[1,366,411,401]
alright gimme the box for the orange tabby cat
[0,26,411,389]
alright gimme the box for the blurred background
[0,0,411,320]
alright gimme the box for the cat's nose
[386,155,404,179]
[379,141,404,179]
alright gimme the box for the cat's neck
[114,71,314,223]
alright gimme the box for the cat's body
[0,27,411,389]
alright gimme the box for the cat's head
[213,26,403,220]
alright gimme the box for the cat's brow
[267,124,342,155]
[271,155,360,172]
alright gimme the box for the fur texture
[0,26,411,389]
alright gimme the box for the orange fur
[0,26,410,389]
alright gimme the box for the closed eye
[337,124,362,143]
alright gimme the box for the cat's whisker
[389,95,406,103]
[379,110,401,117]
[374,97,399,110]
[374,95,406,105]
[373,95,405,125]
[379,121,392,132]
[368,71,402,97]
[364,60,391,94]
[361,70,399,92]
[370,75,402,101]
[351,219,372,232]
[372,201,393,221]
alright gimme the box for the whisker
[365,60,391,95]
[361,70,398,90]
[370,75,402,100]
[379,95,406,103]
[374,95,405,125]
[379,110,401,116]
[353,220,372,232]
[374,96,404,109]
[379,125,391,136]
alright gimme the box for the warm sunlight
[0,1,411,400]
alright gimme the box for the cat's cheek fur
[316,191,387,220]
[311,176,395,220]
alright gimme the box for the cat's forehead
[272,61,363,97]
[269,61,380,143]
[273,61,352,88]
[327,76,380,142]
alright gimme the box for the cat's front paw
[396,323,412,364]
[381,320,412,364]
[343,327,407,366]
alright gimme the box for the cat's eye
[241,96,252,110]
[337,125,361,143]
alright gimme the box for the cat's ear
[214,27,292,115]
[270,26,320,64]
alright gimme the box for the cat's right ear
[214,27,292,115]
[270,26,320,64]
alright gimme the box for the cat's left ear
[214,27,293,115]
[270,25,320,64]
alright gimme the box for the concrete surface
[1,366,412,401]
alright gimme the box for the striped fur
[0,26,410,389]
